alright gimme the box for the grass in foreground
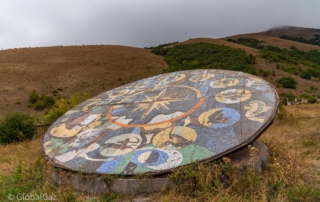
[1,105,320,201]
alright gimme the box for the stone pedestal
[51,140,268,194]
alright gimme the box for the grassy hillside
[0,45,167,119]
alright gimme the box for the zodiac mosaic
[42,69,279,175]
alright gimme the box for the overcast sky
[0,0,319,50]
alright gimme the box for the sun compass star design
[133,89,174,118]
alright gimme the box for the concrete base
[51,172,169,194]
[227,140,269,172]
[51,140,268,194]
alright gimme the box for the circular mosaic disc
[42,70,279,175]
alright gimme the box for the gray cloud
[0,0,319,49]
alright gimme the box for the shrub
[279,92,295,105]
[0,112,37,144]
[151,47,168,55]
[42,95,55,107]
[29,90,39,104]
[300,69,312,80]
[300,93,317,103]
[34,100,46,110]
[282,64,300,75]
[42,92,91,125]
[276,76,297,89]
[42,99,68,125]
[310,85,318,92]
[28,90,55,110]
[259,69,270,77]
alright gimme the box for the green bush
[279,92,295,105]
[42,95,55,107]
[259,69,270,77]
[276,76,297,89]
[0,112,37,144]
[282,64,300,75]
[299,67,320,80]
[300,93,317,103]
[233,38,264,49]
[29,90,39,104]
[34,100,46,110]
[310,85,318,92]
[300,70,312,80]
[42,92,91,125]
[42,99,68,125]
[28,90,55,110]
[151,47,169,55]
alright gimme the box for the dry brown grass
[284,103,320,117]
[0,138,42,177]
[262,108,320,184]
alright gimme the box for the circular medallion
[42,70,279,175]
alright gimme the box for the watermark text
[8,193,57,201]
